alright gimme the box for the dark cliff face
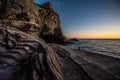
[0,0,36,19]
[0,0,66,44]
[0,0,40,36]
[35,2,67,44]
[0,0,63,80]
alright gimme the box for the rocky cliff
[1,1,118,80]
[0,0,40,36]
[34,2,66,44]
[0,0,66,44]
[0,0,64,80]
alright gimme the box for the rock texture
[0,27,63,80]
[34,2,66,44]
[0,0,66,44]
[0,0,40,36]
[50,44,120,80]
[0,0,63,80]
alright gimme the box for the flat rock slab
[59,55,92,80]
[50,44,120,80]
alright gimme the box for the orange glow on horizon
[67,34,120,39]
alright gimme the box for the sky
[34,0,120,39]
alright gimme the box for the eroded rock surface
[0,0,63,80]
[35,2,67,44]
[50,44,120,80]
[0,0,66,44]
[0,28,63,80]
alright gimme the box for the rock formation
[0,0,40,36]
[0,0,66,44]
[0,0,63,80]
[34,2,67,44]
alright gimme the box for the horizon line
[68,37,120,40]
[75,38,120,40]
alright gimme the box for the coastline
[65,39,120,57]
[50,44,120,80]
[0,0,120,80]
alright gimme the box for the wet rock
[70,38,79,42]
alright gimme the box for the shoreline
[73,48,120,59]
[50,44,120,80]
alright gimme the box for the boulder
[70,38,79,42]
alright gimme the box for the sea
[65,40,120,56]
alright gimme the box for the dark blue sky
[34,0,120,39]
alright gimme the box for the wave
[66,40,120,56]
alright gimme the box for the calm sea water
[65,40,120,56]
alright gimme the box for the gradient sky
[35,0,120,39]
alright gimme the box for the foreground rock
[0,28,63,80]
[50,44,120,80]
[49,44,92,80]
[0,0,63,80]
